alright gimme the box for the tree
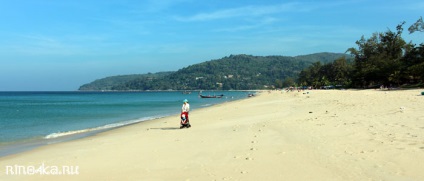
[297,19,423,89]
[297,62,324,88]
[347,22,408,87]
[310,62,323,88]
[331,57,353,86]
[274,79,283,88]
[408,16,424,34]
[402,43,424,83]
[282,77,295,88]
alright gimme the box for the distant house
[223,75,233,79]
[195,77,204,80]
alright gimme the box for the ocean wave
[44,116,162,139]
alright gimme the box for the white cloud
[174,3,301,22]
[213,17,282,32]
[173,1,365,22]
[1,33,113,57]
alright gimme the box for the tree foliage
[298,58,353,88]
[408,16,424,34]
[298,18,424,89]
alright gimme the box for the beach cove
[1,89,423,180]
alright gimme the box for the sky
[0,0,423,91]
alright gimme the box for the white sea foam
[44,116,162,139]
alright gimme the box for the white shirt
[182,103,190,112]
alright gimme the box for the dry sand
[1,89,423,180]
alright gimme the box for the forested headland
[80,18,424,91]
[79,53,350,90]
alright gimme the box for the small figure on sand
[180,99,191,129]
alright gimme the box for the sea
[0,91,253,157]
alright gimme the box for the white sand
[1,89,423,180]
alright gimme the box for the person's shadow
[149,127,180,130]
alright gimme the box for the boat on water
[182,91,191,94]
[199,94,224,98]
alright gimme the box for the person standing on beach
[180,99,191,129]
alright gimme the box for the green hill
[78,72,174,91]
[79,52,350,90]
[295,52,353,64]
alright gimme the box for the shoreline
[0,114,171,158]
[1,89,423,180]
[0,92,255,158]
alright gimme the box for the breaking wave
[44,116,162,139]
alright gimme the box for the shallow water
[0,91,253,156]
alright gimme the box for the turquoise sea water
[0,91,252,156]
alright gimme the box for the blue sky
[0,0,423,91]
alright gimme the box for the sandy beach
[1,89,423,180]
